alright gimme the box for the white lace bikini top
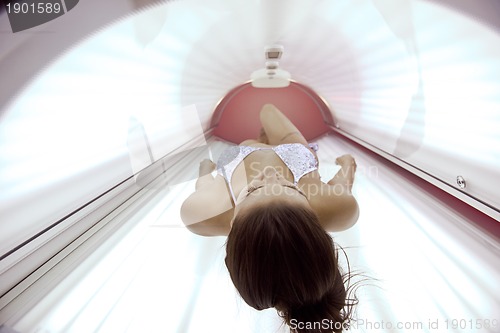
[216,143,318,202]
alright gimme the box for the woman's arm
[327,154,357,194]
[315,154,359,232]
[180,159,233,236]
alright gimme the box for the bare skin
[181,104,359,236]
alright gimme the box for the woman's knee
[259,104,281,122]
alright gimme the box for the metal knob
[456,176,466,189]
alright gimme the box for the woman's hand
[335,154,357,171]
[196,159,216,190]
[328,154,357,193]
[199,159,216,176]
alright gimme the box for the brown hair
[225,201,354,333]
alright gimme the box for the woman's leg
[259,104,308,146]
[239,126,270,146]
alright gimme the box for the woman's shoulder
[306,181,360,232]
